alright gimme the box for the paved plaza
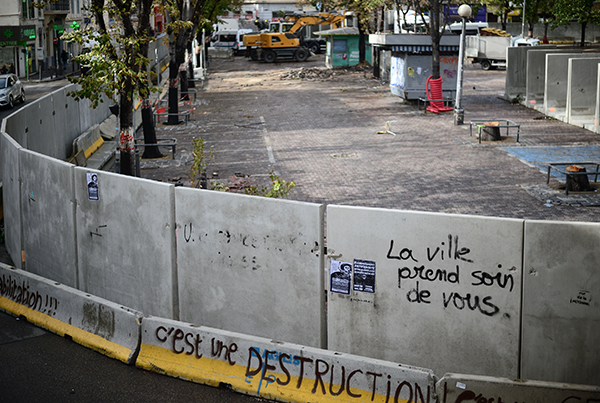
[143,54,600,223]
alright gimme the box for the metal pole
[454,16,467,125]
[521,0,526,38]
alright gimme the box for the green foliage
[188,138,214,188]
[210,181,230,192]
[244,171,296,199]
[552,0,600,28]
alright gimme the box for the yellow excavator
[243,12,345,62]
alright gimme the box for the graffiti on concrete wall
[0,274,59,316]
[151,324,432,402]
[180,222,320,271]
[387,233,516,317]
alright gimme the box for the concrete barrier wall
[566,58,600,128]
[544,52,600,117]
[78,96,111,138]
[52,85,83,159]
[522,220,600,386]
[19,149,78,287]
[175,188,325,348]
[3,79,600,399]
[596,64,600,134]
[326,205,524,379]
[74,168,177,320]
[138,315,437,403]
[2,102,33,149]
[525,47,565,108]
[505,47,529,99]
[437,374,600,403]
[0,263,142,364]
[0,132,22,269]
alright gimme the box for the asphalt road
[0,78,72,122]
[0,310,269,402]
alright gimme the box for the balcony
[44,0,70,13]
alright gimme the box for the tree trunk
[581,21,587,47]
[429,0,441,79]
[167,60,180,125]
[358,20,366,64]
[180,66,189,101]
[119,94,135,176]
[141,98,163,159]
[566,165,592,192]
[480,122,501,141]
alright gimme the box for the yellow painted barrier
[138,316,435,403]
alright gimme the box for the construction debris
[280,67,336,80]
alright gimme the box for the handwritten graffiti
[245,346,431,402]
[441,383,600,403]
[156,326,204,358]
[0,274,59,315]
[154,326,241,365]
[388,234,515,317]
[211,338,238,365]
[387,235,473,263]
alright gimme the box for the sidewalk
[140,54,600,223]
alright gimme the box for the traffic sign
[53,37,58,44]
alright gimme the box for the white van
[211,29,253,55]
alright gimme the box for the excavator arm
[286,12,345,34]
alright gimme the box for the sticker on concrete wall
[330,260,352,295]
[87,172,99,201]
[353,259,376,293]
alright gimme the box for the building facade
[0,0,89,78]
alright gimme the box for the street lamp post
[454,4,472,126]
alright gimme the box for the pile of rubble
[280,67,336,80]
[279,63,374,80]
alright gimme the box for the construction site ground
[140,52,600,223]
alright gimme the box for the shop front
[0,25,36,78]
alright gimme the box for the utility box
[370,33,460,100]
[316,27,372,68]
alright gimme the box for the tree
[43,0,155,175]
[162,0,239,125]
[552,0,600,46]
[481,0,512,30]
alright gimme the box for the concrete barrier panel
[0,263,142,364]
[3,102,35,148]
[27,95,58,156]
[505,47,529,99]
[327,206,523,379]
[0,132,22,269]
[596,64,600,134]
[175,188,325,348]
[566,57,600,128]
[138,315,437,403]
[525,48,567,108]
[522,220,600,386]
[78,96,111,133]
[74,168,177,319]
[20,149,77,287]
[51,86,82,159]
[436,373,600,402]
[544,52,600,118]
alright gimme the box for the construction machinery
[243,12,345,62]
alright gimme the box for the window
[333,39,347,52]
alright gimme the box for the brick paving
[140,54,600,222]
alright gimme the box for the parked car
[0,73,25,109]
